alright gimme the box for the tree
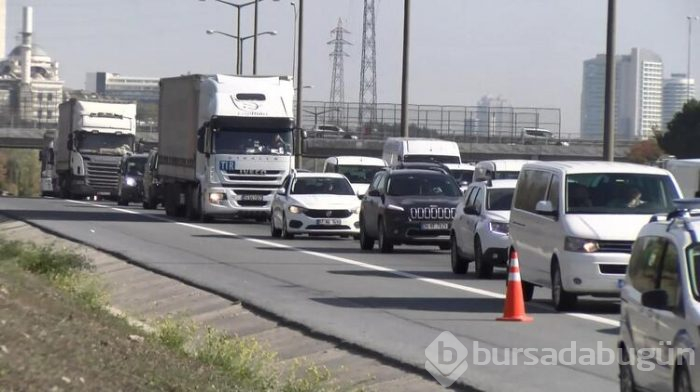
[657,99,700,158]
[627,139,663,164]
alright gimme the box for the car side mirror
[463,205,478,215]
[368,189,380,197]
[535,200,557,217]
[276,187,286,196]
[641,289,669,310]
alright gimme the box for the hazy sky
[6,0,700,134]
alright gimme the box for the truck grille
[224,170,284,182]
[85,161,120,190]
[409,207,456,221]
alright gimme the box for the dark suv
[359,169,462,253]
[142,149,163,209]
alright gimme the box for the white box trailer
[663,159,700,198]
[158,74,295,221]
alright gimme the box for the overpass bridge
[0,127,631,161]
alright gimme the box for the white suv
[270,172,361,239]
[450,180,516,278]
[619,200,700,392]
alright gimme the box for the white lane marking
[62,199,621,327]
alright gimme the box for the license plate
[421,222,449,230]
[97,191,111,196]
[317,218,342,225]
[240,194,264,201]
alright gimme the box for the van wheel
[474,238,493,279]
[551,262,577,311]
[619,347,637,392]
[675,362,692,392]
[378,220,393,253]
[450,234,468,274]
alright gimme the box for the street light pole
[206,30,276,74]
[687,16,699,102]
[400,0,410,138]
[253,0,259,74]
[236,9,242,74]
[291,2,298,84]
[603,0,616,161]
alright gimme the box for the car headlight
[209,192,226,204]
[350,206,361,214]
[564,236,600,253]
[489,221,509,234]
[288,205,305,214]
[125,176,137,187]
[387,204,404,211]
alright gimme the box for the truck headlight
[564,236,600,253]
[489,221,509,234]
[209,192,226,204]
[288,205,305,214]
[125,177,137,187]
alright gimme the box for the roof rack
[664,199,700,242]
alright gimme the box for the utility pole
[359,0,378,131]
[400,0,410,138]
[295,0,304,168]
[603,0,616,161]
[328,18,350,125]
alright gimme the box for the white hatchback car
[450,180,516,278]
[619,200,700,392]
[270,172,361,239]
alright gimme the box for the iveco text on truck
[157,74,295,221]
[55,98,137,199]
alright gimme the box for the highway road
[0,197,623,392]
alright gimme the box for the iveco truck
[158,74,295,221]
[56,98,137,199]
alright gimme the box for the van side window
[466,187,479,208]
[659,243,680,309]
[628,236,665,293]
[473,188,484,213]
[547,175,560,211]
[514,170,551,212]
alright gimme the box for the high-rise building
[475,95,514,137]
[662,73,695,128]
[580,48,663,140]
[85,72,159,103]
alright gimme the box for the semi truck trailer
[55,98,137,199]
[157,74,295,221]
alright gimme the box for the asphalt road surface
[0,197,623,392]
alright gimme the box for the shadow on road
[328,269,470,280]
[1,209,164,223]
[311,296,556,314]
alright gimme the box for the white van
[323,156,387,196]
[509,161,682,311]
[382,138,461,167]
[472,159,530,182]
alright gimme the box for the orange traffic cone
[497,249,533,322]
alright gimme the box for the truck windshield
[566,173,679,214]
[213,129,293,155]
[403,155,461,164]
[76,132,133,155]
[336,165,385,184]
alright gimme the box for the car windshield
[403,155,461,164]
[687,245,700,301]
[487,188,515,211]
[124,157,147,176]
[336,165,385,184]
[566,173,679,214]
[291,177,354,195]
[213,128,292,155]
[76,132,133,155]
[493,171,520,180]
[452,169,474,183]
[387,174,461,197]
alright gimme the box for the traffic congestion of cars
[105,136,696,392]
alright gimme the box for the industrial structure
[358,0,377,130]
[328,19,350,125]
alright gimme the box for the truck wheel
[185,185,198,221]
[197,187,213,223]
[551,261,577,311]
[164,184,178,217]
[59,175,71,199]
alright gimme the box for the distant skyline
[5,0,700,134]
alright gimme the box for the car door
[462,187,483,258]
[454,186,477,257]
[362,172,385,237]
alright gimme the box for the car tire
[270,211,282,238]
[378,220,393,253]
[675,363,692,392]
[522,281,535,302]
[359,218,375,250]
[281,213,294,239]
[551,261,577,311]
[450,234,468,274]
[619,347,637,392]
[117,198,128,206]
[474,238,494,279]
[438,243,450,251]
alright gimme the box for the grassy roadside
[0,239,341,391]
